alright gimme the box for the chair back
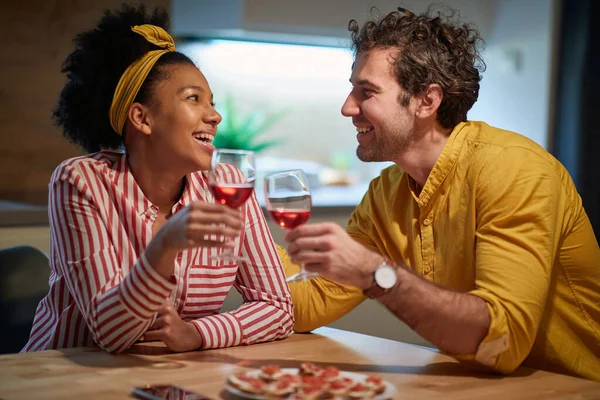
[0,245,50,354]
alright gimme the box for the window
[178,39,391,206]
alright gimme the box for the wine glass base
[285,271,319,283]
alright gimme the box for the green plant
[213,94,288,152]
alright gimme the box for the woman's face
[146,63,222,172]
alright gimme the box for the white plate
[225,367,396,399]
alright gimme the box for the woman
[23,5,293,353]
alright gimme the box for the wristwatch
[363,260,398,299]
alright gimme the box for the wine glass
[264,169,317,283]
[208,149,256,262]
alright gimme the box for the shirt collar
[171,172,200,214]
[111,152,208,216]
[409,121,470,207]
[110,153,151,216]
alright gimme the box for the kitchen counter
[0,183,369,227]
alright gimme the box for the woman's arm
[189,192,294,349]
[278,245,366,333]
[50,163,176,353]
[51,162,241,353]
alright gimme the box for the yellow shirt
[285,121,600,381]
[278,246,366,332]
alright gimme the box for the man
[282,7,600,381]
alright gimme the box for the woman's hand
[143,302,202,352]
[145,201,243,279]
[158,201,243,251]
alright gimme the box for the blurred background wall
[0,0,559,204]
[0,0,597,348]
[0,0,169,204]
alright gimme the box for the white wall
[174,0,499,42]
[177,40,376,180]
[469,0,554,148]
[174,0,555,158]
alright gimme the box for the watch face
[375,265,397,289]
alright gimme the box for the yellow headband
[109,24,176,135]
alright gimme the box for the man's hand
[143,302,202,352]
[285,222,383,289]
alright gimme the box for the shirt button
[423,218,431,226]
[424,265,432,274]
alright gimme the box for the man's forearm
[379,267,490,355]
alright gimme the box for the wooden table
[0,327,598,399]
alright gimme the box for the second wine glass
[264,169,318,283]
[208,149,256,262]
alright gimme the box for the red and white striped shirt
[23,151,293,353]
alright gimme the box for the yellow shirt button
[424,265,432,274]
[423,218,431,226]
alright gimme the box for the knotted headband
[109,24,176,135]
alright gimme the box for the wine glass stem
[286,263,319,283]
[299,263,307,275]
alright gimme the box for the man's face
[341,48,416,162]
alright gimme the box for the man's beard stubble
[356,133,410,162]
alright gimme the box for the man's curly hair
[349,6,485,129]
[54,4,194,153]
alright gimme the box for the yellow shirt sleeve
[455,147,568,374]
[276,245,366,333]
[346,180,380,251]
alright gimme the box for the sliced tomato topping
[279,374,300,383]
[272,380,294,390]
[261,365,281,375]
[366,376,383,384]
[300,362,322,374]
[248,378,265,391]
[234,372,254,382]
[329,379,353,390]
[302,386,323,394]
[319,366,340,380]
[349,382,370,392]
[301,376,326,390]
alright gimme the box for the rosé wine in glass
[208,149,255,262]
[264,170,316,283]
